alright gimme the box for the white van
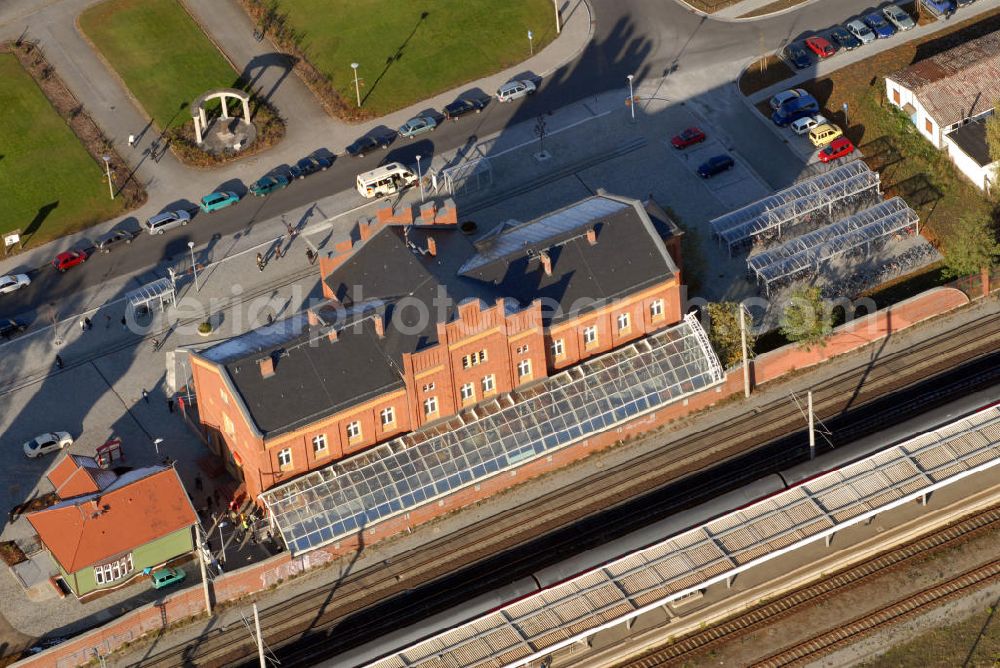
[356,162,417,199]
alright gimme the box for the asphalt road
[0,0,886,321]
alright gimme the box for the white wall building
[885,29,1000,192]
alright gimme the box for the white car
[23,432,73,458]
[845,19,876,44]
[0,274,30,295]
[769,88,808,111]
[883,5,915,31]
[496,79,536,103]
[790,114,828,135]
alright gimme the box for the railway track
[622,505,1000,667]
[128,309,1000,667]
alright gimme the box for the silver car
[145,209,191,235]
[0,274,30,295]
[23,431,73,458]
[883,5,915,31]
[496,79,536,103]
[845,19,876,44]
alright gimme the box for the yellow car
[809,123,843,147]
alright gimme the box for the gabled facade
[189,194,685,503]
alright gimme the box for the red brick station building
[189,192,687,506]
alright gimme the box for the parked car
[671,127,707,149]
[770,88,808,110]
[771,95,819,127]
[398,116,437,138]
[956,0,974,6]
[863,12,896,38]
[52,250,87,272]
[290,155,333,179]
[344,129,397,157]
[784,43,811,70]
[818,137,856,163]
[805,36,836,59]
[790,114,828,135]
[151,567,186,590]
[444,97,488,120]
[0,274,30,295]
[830,27,862,51]
[145,210,191,235]
[809,123,844,147]
[495,79,536,102]
[697,154,735,178]
[199,191,240,212]
[23,432,73,458]
[0,318,27,339]
[250,174,290,197]
[883,5,916,31]
[845,19,876,44]
[924,0,957,13]
[95,229,138,253]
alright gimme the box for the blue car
[784,43,811,70]
[771,95,819,127]
[863,12,896,38]
[289,155,333,179]
[925,0,957,11]
[698,155,735,178]
[199,191,240,212]
[249,174,290,197]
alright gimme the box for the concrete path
[712,0,814,20]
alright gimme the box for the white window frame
[312,434,328,455]
[650,299,664,318]
[422,382,435,392]
[460,382,475,402]
[380,407,396,427]
[424,396,439,416]
[277,448,292,469]
[517,359,532,379]
[551,339,565,358]
[346,421,362,440]
[617,312,630,331]
[583,326,598,346]
[94,553,134,585]
[482,374,496,394]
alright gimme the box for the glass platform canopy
[260,314,724,555]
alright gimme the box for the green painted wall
[66,526,194,596]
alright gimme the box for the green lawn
[270,0,557,116]
[0,54,126,244]
[79,0,238,129]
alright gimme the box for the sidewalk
[0,0,593,272]
[711,0,817,20]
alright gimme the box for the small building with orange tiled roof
[27,460,197,597]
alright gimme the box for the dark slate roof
[458,195,678,323]
[946,116,993,167]
[203,193,677,437]
[888,29,1000,127]
[201,310,405,436]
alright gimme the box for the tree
[706,302,755,368]
[780,286,833,349]
[943,214,1000,278]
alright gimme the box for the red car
[52,250,88,272]
[805,36,836,59]
[671,127,706,149]
[818,137,855,163]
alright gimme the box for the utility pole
[196,524,212,615]
[627,74,636,123]
[807,391,815,460]
[102,155,114,199]
[553,0,561,33]
[739,305,751,398]
[253,603,266,668]
[351,63,361,107]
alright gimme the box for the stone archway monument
[190,88,256,152]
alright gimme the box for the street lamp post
[188,241,200,292]
[553,0,561,34]
[528,30,534,56]
[102,155,114,199]
[626,75,636,123]
[153,437,163,455]
[351,63,361,107]
[415,154,425,202]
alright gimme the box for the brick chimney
[427,236,437,256]
[586,227,598,245]
[374,314,385,338]
[540,251,552,276]
[259,356,275,378]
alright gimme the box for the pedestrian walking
[128,134,135,148]
[285,221,294,237]
[106,314,112,329]
[266,313,274,325]
[79,318,87,332]
[55,355,64,370]
[152,338,160,350]
[84,317,92,330]
[306,248,316,265]
[167,398,175,413]
[142,388,149,404]
[256,252,265,272]
[121,316,127,330]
